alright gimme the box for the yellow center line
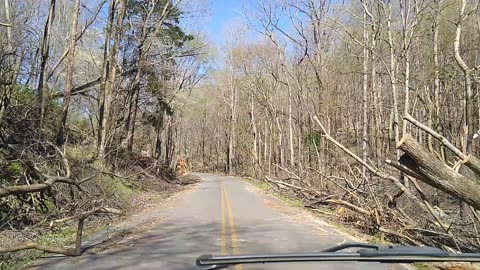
[221,183,228,255]
[222,182,243,270]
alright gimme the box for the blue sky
[207,0,253,47]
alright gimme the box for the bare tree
[56,0,81,146]
[37,0,57,130]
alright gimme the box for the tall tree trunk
[0,0,12,121]
[37,0,56,130]
[155,109,165,158]
[97,0,115,156]
[226,73,236,175]
[250,95,258,174]
[287,80,295,166]
[454,0,473,153]
[56,0,81,146]
[401,0,417,137]
[127,83,140,151]
[98,0,126,158]
[454,0,474,219]
[386,2,400,158]
[371,15,380,162]
[362,0,369,176]
[27,48,39,89]
[429,0,441,153]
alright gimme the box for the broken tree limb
[324,199,371,216]
[405,113,480,177]
[408,177,450,232]
[265,177,321,197]
[0,173,97,198]
[397,134,480,210]
[379,226,422,246]
[49,206,121,228]
[0,207,121,256]
[51,68,137,99]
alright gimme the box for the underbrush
[0,144,193,269]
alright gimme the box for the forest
[179,0,480,253]
[1,0,480,268]
[0,0,207,267]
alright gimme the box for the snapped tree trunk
[397,134,480,210]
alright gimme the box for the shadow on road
[30,219,260,270]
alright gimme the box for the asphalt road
[31,174,398,270]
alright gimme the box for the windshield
[1,0,480,270]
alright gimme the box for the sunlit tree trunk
[226,72,237,175]
[97,0,115,156]
[250,95,259,174]
[56,0,80,146]
[37,0,56,130]
[454,0,474,153]
[385,2,400,158]
[361,0,369,176]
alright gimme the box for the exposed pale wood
[324,199,371,216]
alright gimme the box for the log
[397,134,480,210]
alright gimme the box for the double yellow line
[221,182,243,270]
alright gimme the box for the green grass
[249,180,272,191]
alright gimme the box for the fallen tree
[308,115,480,251]
[397,134,480,210]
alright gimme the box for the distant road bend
[32,174,393,270]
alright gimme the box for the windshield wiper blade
[196,242,480,270]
